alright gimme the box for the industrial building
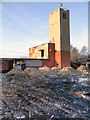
[0,7,71,72]
[29,8,70,68]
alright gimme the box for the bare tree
[80,46,88,59]
[70,45,80,62]
[80,46,88,55]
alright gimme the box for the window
[41,50,44,57]
[63,13,67,19]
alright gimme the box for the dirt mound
[61,67,75,72]
[59,67,80,75]
[38,66,51,76]
[82,70,88,74]
[77,65,87,71]
[51,67,60,70]
[77,65,88,74]
[24,68,38,74]
[6,68,27,80]
[2,71,89,119]
[24,68,44,80]
[39,66,50,70]
[7,68,25,74]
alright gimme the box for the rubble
[5,68,27,81]
[77,78,88,83]
[86,80,90,85]
[60,67,76,72]
[77,65,88,74]
[39,66,51,76]
[77,65,87,71]
[51,67,60,71]
[1,66,90,119]
[59,67,82,76]
[50,67,60,76]
[39,66,50,70]
[81,94,90,101]
[6,68,25,75]
[82,70,88,74]
[24,68,44,80]
[24,68,38,74]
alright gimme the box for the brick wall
[0,60,9,71]
[41,43,55,68]
[61,51,71,68]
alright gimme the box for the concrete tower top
[49,8,70,52]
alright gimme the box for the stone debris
[39,66,50,70]
[77,65,86,71]
[5,67,87,82]
[50,67,61,76]
[5,68,27,81]
[77,65,88,74]
[82,70,88,74]
[1,66,90,119]
[24,68,44,80]
[86,80,90,85]
[77,65,87,71]
[59,67,82,76]
[81,94,90,101]
[51,67,60,70]
[39,66,51,76]
[24,68,38,74]
[60,67,76,72]
[77,78,88,83]
[6,68,25,75]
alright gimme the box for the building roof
[29,42,55,49]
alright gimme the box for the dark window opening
[41,50,44,57]
[63,13,67,19]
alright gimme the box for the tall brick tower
[49,8,70,68]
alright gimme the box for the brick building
[0,7,71,72]
[29,8,71,68]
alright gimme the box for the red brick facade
[29,43,55,68]
[0,59,13,72]
[61,51,71,68]
[29,45,70,69]
[54,50,70,68]
[55,51,61,68]
[41,43,55,68]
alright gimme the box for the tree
[70,45,79,62]
[80,46,88,59]
[80,46,88,55]
[70,45,88,63]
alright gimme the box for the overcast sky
[0,2,88,58]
